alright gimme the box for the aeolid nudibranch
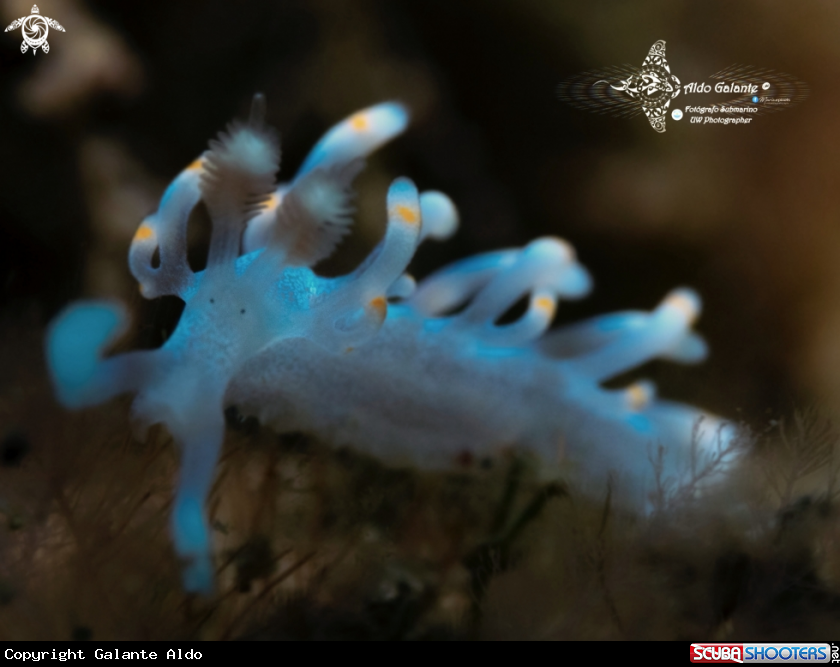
[46,95,738,593]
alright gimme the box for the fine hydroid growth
[5,298,840,640]
[45,95,738,595]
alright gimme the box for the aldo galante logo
[557,40,808,133]
[4,4,65,55]
[595,40,681,133]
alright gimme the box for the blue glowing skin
[46,97,737,594]
[48,99,420,593]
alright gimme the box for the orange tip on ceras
[626,383,653,411]
[664,289,701,325]
[387,177,421,226]
[133,224,155,242]
[534,296,554,312]
[369,296,388,316]
[350,113,369,131]
[394,205,419,225]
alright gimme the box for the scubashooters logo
[558,41,808,133]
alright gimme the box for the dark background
[4,0,840,641]
[2,0,839,431]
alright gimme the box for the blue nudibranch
[46,95,737,593]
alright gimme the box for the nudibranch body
[46,96,737,593]
[230,278,728,486]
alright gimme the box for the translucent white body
[46,98,736,594]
